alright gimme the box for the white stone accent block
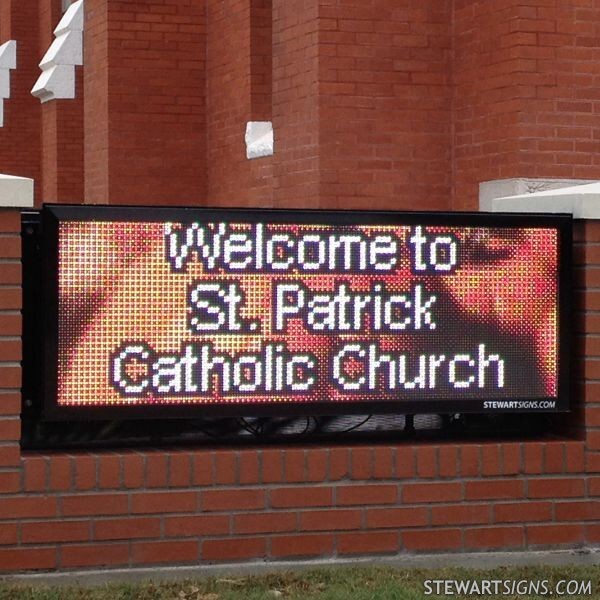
[40,30,83,69]
[483,180,600,219]
[479,178,595,212]
[0,70,10,100]
[0,41,17,127]
[0,40,17,71]
[56,0,84,36]
[32,0,83,103]
[32,65,75,104]
[245,121,274,159]
[0,174,34,208]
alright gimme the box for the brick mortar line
[4,468,593,488]
[12,448,584,466]
[3,492,596,512]
[9,455,590,478]
[1,488,594,508]
[10,519,598,544]
[0,510,600,524]
[12,465,590,477]
[9,520,600,550]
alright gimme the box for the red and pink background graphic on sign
[56,221,559,408]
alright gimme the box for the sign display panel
[40,206,571,419]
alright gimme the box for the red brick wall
[84,0,206,206]
[83,0,109,204]
[7,2,600,209]
[250,0,272,122]
[0,1,41,200]
[0,211,598,572]
[1,1,600,573]
[577,222,600,479]
[270,0,320,208]
[0,0,84,205]
[318,0,452,211]
[205,0,273,207]
[209,0,453,211]
[39,0,84,204]
[453,0,600,210]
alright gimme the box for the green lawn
[1,565,599,600]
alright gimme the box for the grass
[0,565,599,600]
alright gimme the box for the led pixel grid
[52,215,563,413]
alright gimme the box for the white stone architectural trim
[56,0,84,36]
[0,41,17,127]
[481,179,600,218]
[0,174,34,207]
[245,121,274,159]
[31,0,83,103]
[479,178,595,212]
[62,0,76,12]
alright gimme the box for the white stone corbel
[56,1,84,34]
[245,121,274,159]
[0,41,17,127]
[32,0,83,103]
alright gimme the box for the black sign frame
[28,204,572,422]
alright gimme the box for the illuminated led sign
[37,206,571,419]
